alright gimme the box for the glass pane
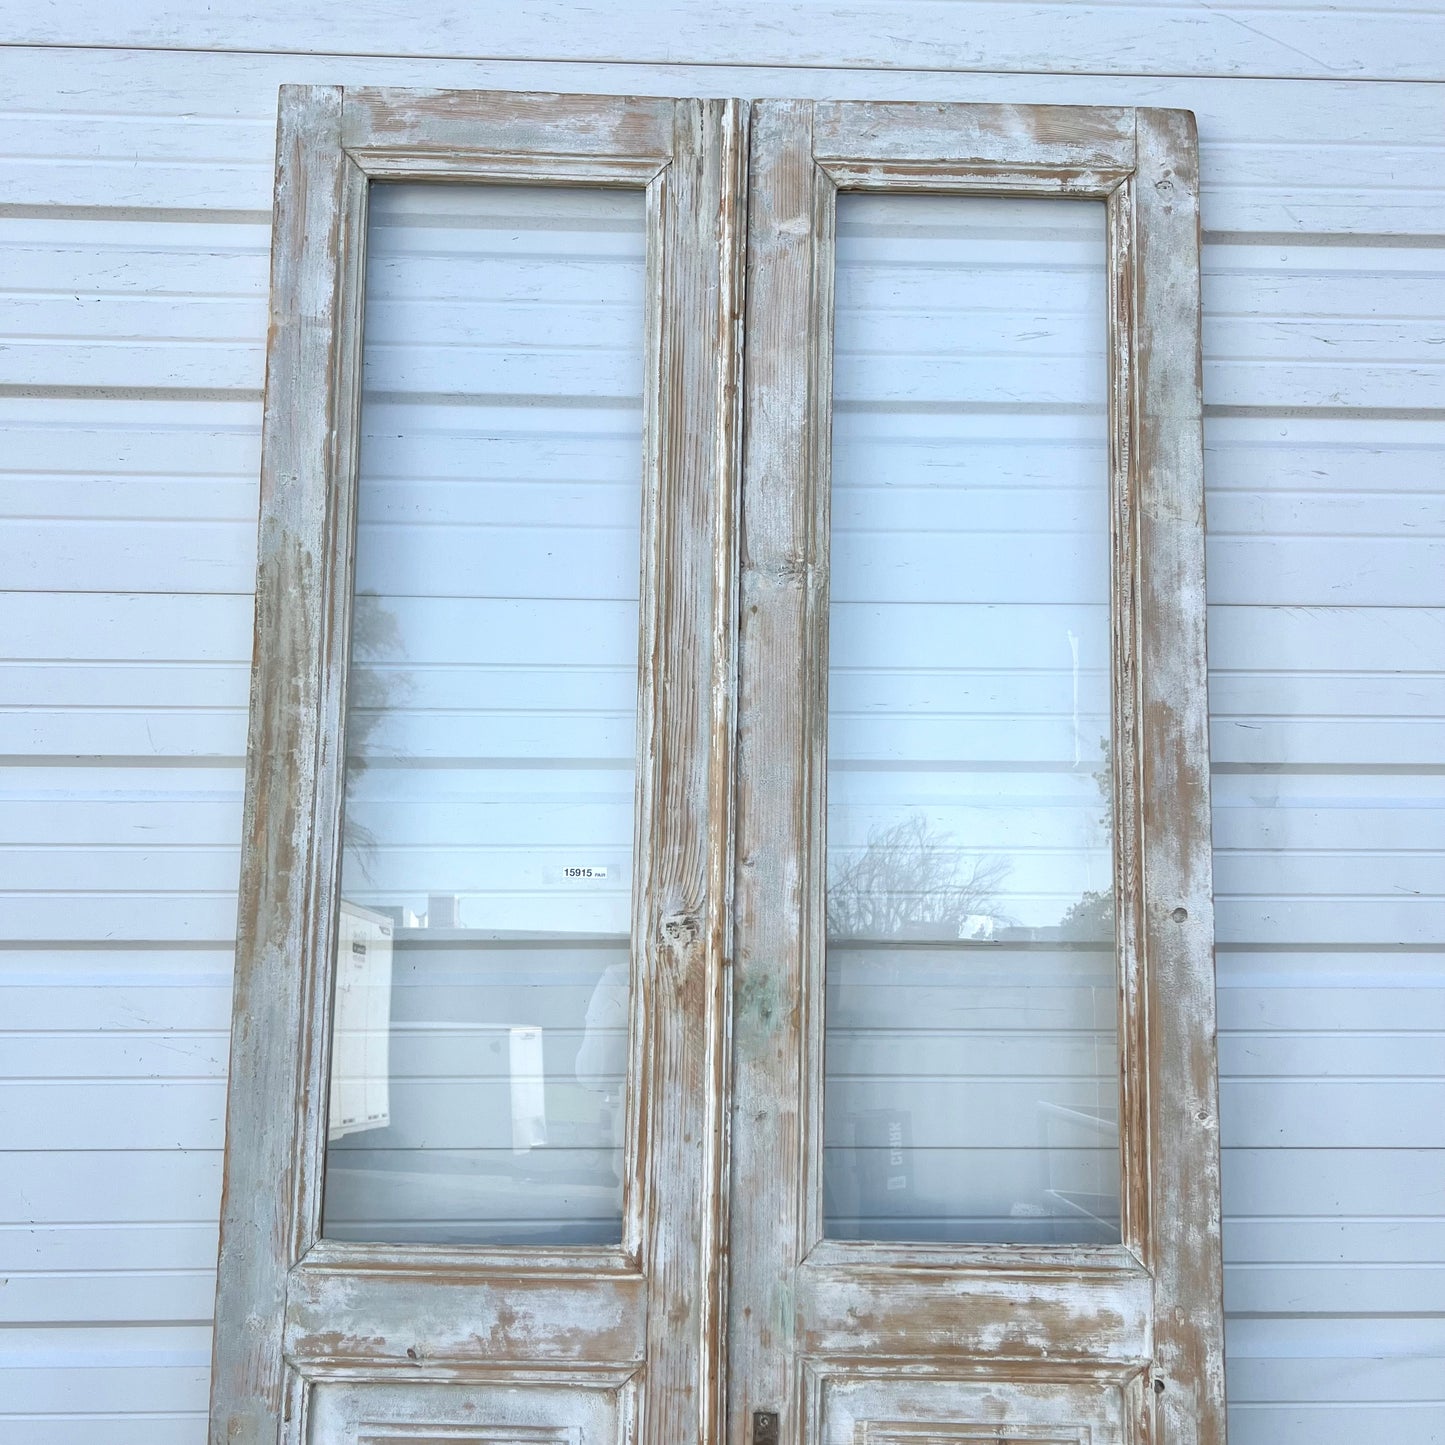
[823,194,1119,1244]
[322,183,646,1246]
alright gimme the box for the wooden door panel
[284,1254,647,1371]
[307,1378,632,1445]
[811,1373,1138,1445]
[793,1262,1151,1364]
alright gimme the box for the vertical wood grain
[209,83,349,1445]
[1107,175,1150,1266]
[1133,106,1227,1445]
[728,98,820,1445]
[634,95,743,1445]
[294,145,368,1265]
[800,141,836,1269]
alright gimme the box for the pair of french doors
[211,88,1225,1445]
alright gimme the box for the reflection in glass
[823,194,1120,1244]
[321,184,646,1245]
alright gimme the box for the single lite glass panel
[824,194,1119,1244]
[322,184,646,1245]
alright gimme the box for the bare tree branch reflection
[827,813,1013,942]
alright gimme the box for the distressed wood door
[210,87,743,1445]
[728,101,1226,1445]
[216,86,1224,1445]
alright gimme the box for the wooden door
[727,101,1225,1445]
[210,87,743,1445]
[214,87,1223,1445]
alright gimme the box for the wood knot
[662,914,701,948]
[776,552,811,587]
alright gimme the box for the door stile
[211,84,356,1445]
[728,98,829,1445]
[1132,107,1226,1445]
[631,94,746,1445]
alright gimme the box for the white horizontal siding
[9,1,1445,81]
[0,24,1441,1445]
[1,49,1444,233]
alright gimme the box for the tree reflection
[1058,737,1114,943]
[827,814,1012,942]
[343,590,412,878]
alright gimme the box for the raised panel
[866,1435,1085,1445]
[815,1374,1133,1445]
[360,1433,569,1444]
[307,1380,628,1445]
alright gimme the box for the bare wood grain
[810,1369,1141,1444]
[813,101,1135,172]
[306,1376,634,1441]
[284,1264,647,1370]
[818,160,1129,194]
[1106,173,1150,1271]
[727,97,821,1445]
[342,88,674,159]
[633,94,743,1445]
[795,1263,1152,1365]
[345,151,668,184]
[215,86,1222,1445]
[1132,105,1227,1445]
[208,83,350,1445]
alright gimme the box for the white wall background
[0,5,1442,1441]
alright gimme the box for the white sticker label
[561,866,609,881]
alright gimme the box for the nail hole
[1154,1378,1166,1394]
[1171,906,1188,923]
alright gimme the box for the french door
[211,88,1224,1445]
[729,100,1223,1445]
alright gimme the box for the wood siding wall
[1,12,1442,1443]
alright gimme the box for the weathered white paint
[11,1,1445,82]
[0,14,1442,1445]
